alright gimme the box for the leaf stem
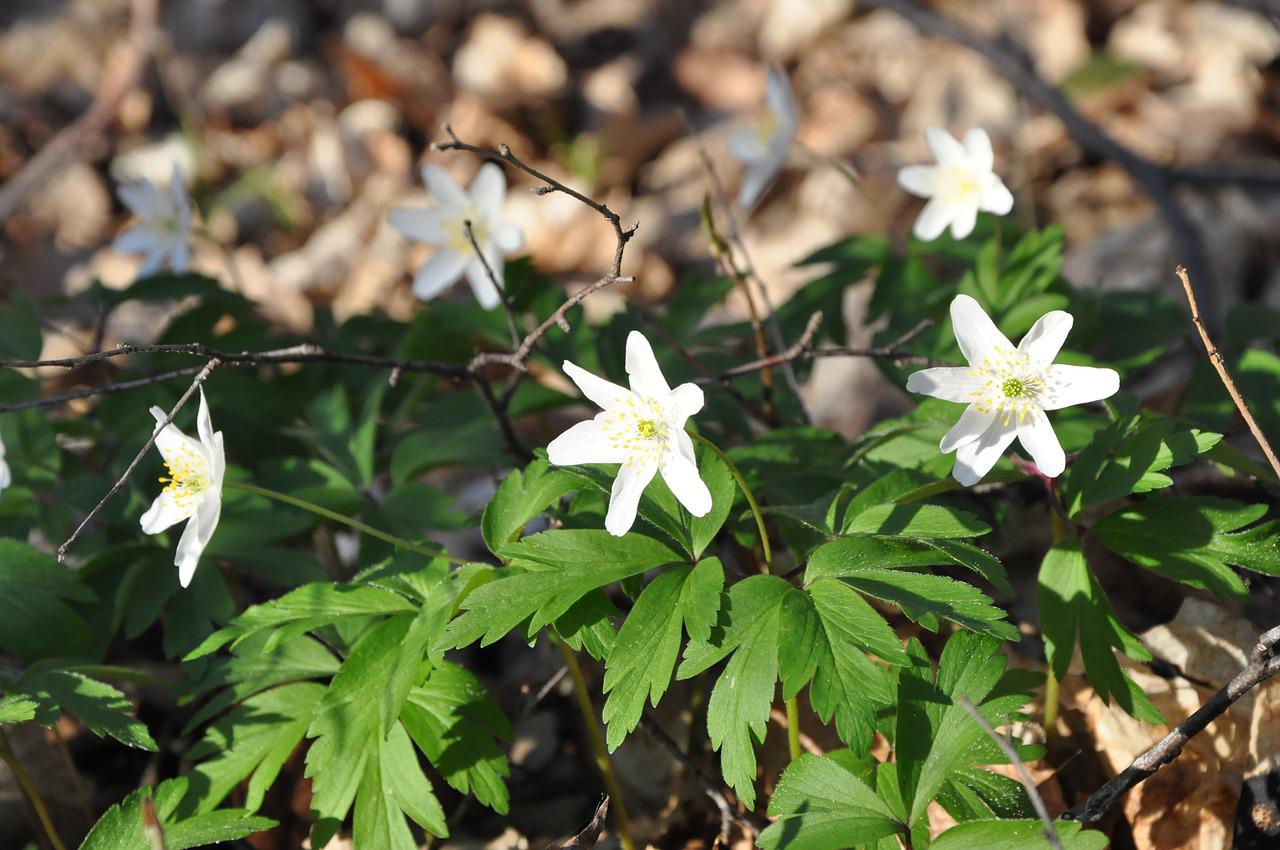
[222,481,470,565]
[555,636,635,850]
[686,429,772,570]
[785,696,802,760]
[1044,483,1068,744]
[0,728,69,850]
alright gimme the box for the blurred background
[1,1,1279,848]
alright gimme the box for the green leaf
[0,540,95,663]
[1093,497,1280,598]
[807,534,1011,595]
[837,569,1018,641]
[0,694,37,724]
[186,682,325,813]
[681,556,725,643]
[402,662,512,814]
[79,778,275,850]
[445,530,684,648]
[17,668,156,751]
[481,460,579,553]
[353,722,448,848]
[931,819,1110,850]
[0,295,42,360]
[689,445,736,558]
[758,753,902,850]
[1038,539,1161,723]
[844,503,990,538]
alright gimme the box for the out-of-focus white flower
[897,127,1013,241]
[727,66,798,210]
[547,331,712,536]
[112,163,194,276]
[389,163,524,310]
[140,389,225,587]
[906,294,1119,486]
[0,432,10,494]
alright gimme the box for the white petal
[563,361,631,410]
[947,203,978,240]
[169,164,190,214]
[924,126,967,168]
[195,388,216,451]
[168,241,190,275]
[1017,408,1065,478]
[606,462,657,536]
[765,66,798,126]
[1041,365,1120,411]
[420,164,469,210]
[939,405,997,453]
[727,128,767,162]
[493,221,524,252]
[950,294,1015,366]
[150,405,210,470]
[112,227,156,255]
[137,249,166,278]
[951,419,1018,486]
[912,198,953,241]
[141,491,192,534]
[897,165,939,198]
[117,183,157,217]
[625,331,671,397]
[673,428,697,467]
[661,451,712,517]
[0,457,10,491]
[547,419,628,466]
[962,128,993,173]
[411,250,468,302]
[468,163,507,220]
[665,383,704,420]
[981,180,1014,215]
[905,367,984,403]
[1017,310,1073,370]
[389,207,452,244]
[737,159,777,210]
[210,432,226,487]
[463,257,503,310]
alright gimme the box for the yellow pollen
[636,419,659,439]
[160,448,211,509]
[1001,378,1025,398]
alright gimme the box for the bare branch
[956,695,1062,850]
[434,125,637,279]
[0,366,202,413]
[1177,265,1280,480]
[1065,624,1280,823]
[58,358,221,562]
[462,219,523,347]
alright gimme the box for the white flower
[112,163,193,276]
[140,388,225,587]
[905,295,1119,486]
[727,66,798,210]
[547,331,712,536]
[0,432,10,493]
[897,127,1013,241]
[389,163,524,310]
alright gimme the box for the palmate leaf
[79,777,275,850]
[758,753,902,850]
[1092,497,1280,599]
[6,666,157,751]
[481,460,579,553]
[443,530,685,648]
[602,558,724,750]
[1038,539,1161,723]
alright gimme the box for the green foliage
[79,777,274,850]
[758,753,902,850]
[4,665,158,751]
[930,819,1110,850]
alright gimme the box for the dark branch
[1064,624,1280,823]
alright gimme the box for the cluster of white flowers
[96,103,1117,576]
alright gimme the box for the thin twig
[863,0,1222,330]
[956,695,1063,850]
[58,359,220,562]
[462,219,523,347]
[0,366,203,413]
[1176,265,1280,480]
[435,125,636,278]
[707,316,938,381]
[1065,625,1280,823]
[0,0,158,222]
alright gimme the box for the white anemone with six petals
[906,295,1119,486]
[112,163,194,276]
[727,65,798,211]
[140,388,225,587]
[389,163,524,310]
[897,127,1013,241]
[547,331,712,536]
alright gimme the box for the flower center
[755,112,779,145]
[969,351,1047,425]
[159,447,212,511]
[601,397,671,468]
[447,212,489,253]
[936,168,981,206]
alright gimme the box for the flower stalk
[686,429,772,569]
[0,728,69,850]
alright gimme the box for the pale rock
[452,15,568,99]
[30,161,110,249]
[759,0,853,60]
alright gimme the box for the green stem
[785,696,802,761]
[0,728,69,850]
[686,429,772,570]
[1044,483,1068,744]
[223,481,469,565]
[556,636,635,850]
